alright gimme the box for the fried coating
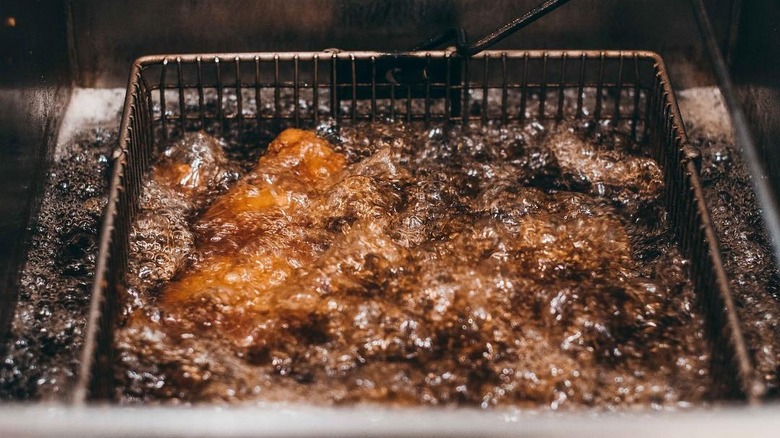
[136,129,347,338]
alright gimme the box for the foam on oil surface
[679,87,780,397]
[117,121,711,408]
[1,86,778,405]
[0,88,121,401]
[0,128,114,400]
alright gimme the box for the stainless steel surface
[67,0,737,87]
[1,404,780,437]
[729,0,780,232]
[691,0,780,315]
[0,0,72,354]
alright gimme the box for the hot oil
[116,119,711,409]
[0,88,773,405]
[0,128,114,401]
[679,88,780,398]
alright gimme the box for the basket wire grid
[75,50,760,405]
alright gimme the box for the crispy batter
[137,129,347,339]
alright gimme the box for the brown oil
[116,120,711,408]
[0,128,114,401]
[3,89,776,405]
[681,88,780,398]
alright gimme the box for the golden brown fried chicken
[133,129,347,341]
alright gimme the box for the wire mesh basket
[76,50,760,404]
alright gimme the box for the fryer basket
[75,50,760,404]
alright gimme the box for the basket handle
[413,0,574,56]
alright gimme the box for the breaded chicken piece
[130,129,347,343]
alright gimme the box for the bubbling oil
[0,128,114,401]
[117,120,711,408]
